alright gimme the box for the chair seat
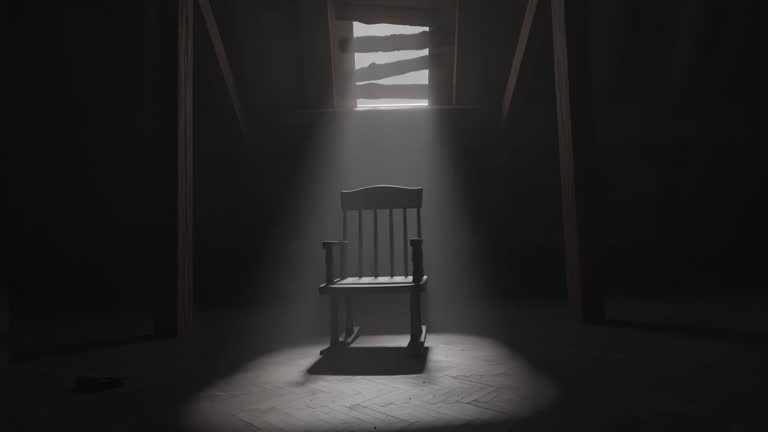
[319,275,428,295]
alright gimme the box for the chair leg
[321,294,360,355]
[409,291,424,348]
[329,294,339,349]
[344,295,354,338]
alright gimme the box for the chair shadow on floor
[306,346,429,376]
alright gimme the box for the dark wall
[588,0,766,297]
[9,3,179,336]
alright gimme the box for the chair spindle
[373,210,379,277]
[389,208,395,277]
[358,209,363,277]
[417,208,422,238]
[402,208,408,276]
[341,211,348,278]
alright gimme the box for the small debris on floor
[72,375,124,393]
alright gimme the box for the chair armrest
[409,238,424,283]
[322,240,349,249]
[322,241,349,283]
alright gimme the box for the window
[329,0,458,109]
[353,22,430,108]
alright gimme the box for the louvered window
[353,22,429,107]
[330,0,458,109]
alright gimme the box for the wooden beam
[197,0,244,134]
[326,0,339,107]
[501,0,539,122]
[176,0,194,336]
[327,2,357,108]
[452,0,460,105]
[354,55,429,82]
[551,0,604,323]
[336,3,433,27]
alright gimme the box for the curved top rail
[341,185,423,210]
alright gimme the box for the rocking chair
[319,185,427,354]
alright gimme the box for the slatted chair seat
[320,275,428,293]
[318,185,427,355]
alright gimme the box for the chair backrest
[340,185,422,278]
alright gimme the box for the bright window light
[353,22,429,108]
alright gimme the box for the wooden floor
[183,334,555,431]
[11,299,768,431]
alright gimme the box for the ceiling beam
[501,0,539,122]
[173,0,194,337]
[551,0,604,323]
[336,2,433,27]
[197,0,245,134]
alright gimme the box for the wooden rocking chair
[319,185,427,355]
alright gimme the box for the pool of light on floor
[181,334,557,431]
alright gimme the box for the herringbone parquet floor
[14,302,768,432]
[186,334,556,431]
